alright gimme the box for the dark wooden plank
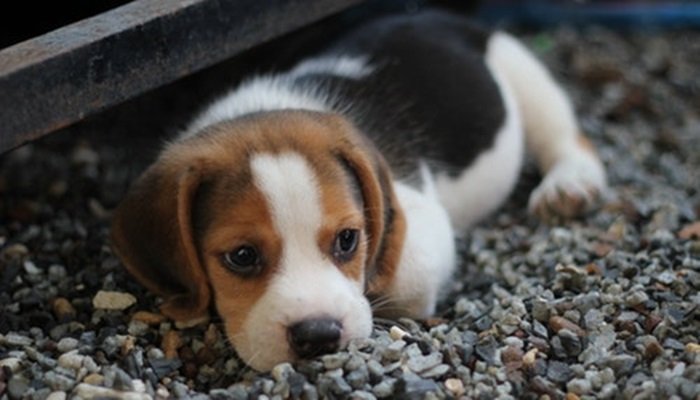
[0,0,366,153]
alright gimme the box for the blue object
[477,1,700,28]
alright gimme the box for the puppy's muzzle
[287,318,342,359]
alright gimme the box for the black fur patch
[291,10,506,178]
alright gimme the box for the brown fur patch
[200,186,282,335]
[317,180,366,282]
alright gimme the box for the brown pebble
[565,393,581,400]
[644,339,664,360]
[162,330,182,359]
[644,314,662,333]
[592,242,614,258]
[131,311,166,326]
[196,346,216,366]
[501,346,523,364]
[529,337,550,353]
[179,345,196,363]
[678,221,700,240]
[121,335,136,357]
[203,324,220,347]
[51,297,77,322]
[183,362,198,379]
[549,316,585,337]
[585,263,604,276]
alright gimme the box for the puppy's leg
[486,33,607,221]
[378,175,456,319]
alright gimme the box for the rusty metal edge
[0,0,367,154]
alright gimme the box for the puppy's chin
[225,293,374,372]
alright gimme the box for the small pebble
[45,392,67,400]
[444,378,465,396]
[92,291,137,310]
[56,337,79,353]
[131,311,166,326]
[73,383,151,400]
[0,357,22,373]
[549,316,586,337]
[389,326,408,341]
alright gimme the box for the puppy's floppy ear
[111,155,211,323]
[335,130,406,296]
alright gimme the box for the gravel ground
[1,24,700,400]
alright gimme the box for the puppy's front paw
[528,153,606,222]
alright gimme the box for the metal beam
[0,0,366,153]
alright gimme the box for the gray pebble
[3,333,33,347]
[271,362,294,382]
[558,328,583,356]
[420,364,450,378]
[350,390,377,400]
[382,340,405,362]
[44,391,66,400]
[567,378,592,395]
[604,354,637,375]
[56,337,79,353]
[344,354,365,371]
[547,361,572,383]
[171,381,190,398]
[372,379,396,398]
[321,353,350,370]
[47,265,67,282]
[302,383,319,400]
[406,352,442,373]
[346,365,369,389]
[366,359,384,378]
[225,384,249,400]
[44,371,76,391]
[127,320,150,336]
[8,375,30,399]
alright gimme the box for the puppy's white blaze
[251,152,323,252]
[239,152,372,371]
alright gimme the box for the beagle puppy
[111,11,606,371]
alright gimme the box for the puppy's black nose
[288,318,342,358]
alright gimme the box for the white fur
[434,61,524,231]
[486,32,607,212]
[384,166,456,318]
[237,152,372,371]
[182,55,372,137]
[486,32,579,171]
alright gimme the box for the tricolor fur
[111,10,606,371]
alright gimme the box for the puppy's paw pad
[528,155,606,221]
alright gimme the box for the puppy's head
[111,111,405,370]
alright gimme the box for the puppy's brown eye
[333,229,359,262]
[222,246,261,276]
